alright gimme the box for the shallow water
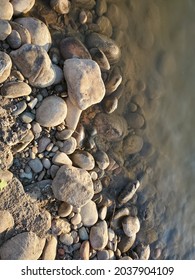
[117,0,195,259]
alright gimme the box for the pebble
[41,235,57,260]
[60,37,91,60]
[122,216,140,237]
[36,96,67,127]
[0,210,14,234]
[117,234,136,253]
[52,152,72,166]
[55,129,74,140]
[10,21,31,45]
[95,0,107,17]
[28,158,43,173]
[71,213,82,226]
[0,19,12,41]
[93,179,103,194]
[1,81,32,99]
[123,134,143,155]
[127,112,145,129]
[50,164,59,179]
[60,137,77,155]
[42,158,51,169]
[58,202,73,217]
[15,17,52,51]
[52,165,94,208]
[21,112,35,123]
[118,180,140,205]
[105,68,122,94]
[98,205,107,220]
[12,100,27,116]
[102,96,118,114]
[93,150,109,170]
[11,0,35,16]
[10,44,55,88]
[80,240,90,260]
[131,94,145,108]
[90,220,108,251]
[6,30,22,49]
[110,207,130,230]
[89,48,110,71]
[96,16,112,37]
[38,137,51,153]
[28,98,38,109]
[71,150,95,170]
[0,0,13,20]
[78,227,89,241]
[51,218,71,235]
[97,250,109,260]
[60,233,74,246]
[80,200,98,227]
[86,32,121,64]
[50,0,70,14]
[0,232,45,260]
[0,51,12,83]
[135,243,150,260]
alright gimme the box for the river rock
[78,227,88,241]
[135,243,150,260]
[1,81,32,98]
[122,216,140,237]
[58,202,73,217]
[28,158,43,173]
[50,0,70,14]
[0,52,12,84]
[89,48,110,71]
[123,135,143,155]
[15,17,51,51]
[80,240,90,260]
[80,200,98,227]
[0,210,14,234]
[127,112,145,129]
[0,20,12,41]
[36,96,67,127]
[11,0,35,15]
[6,30,22,49]
[52,165,94,208]
[0,0,13,20]
[90,220,108,250]
[41,235,57,260]
[117,234,136,253]
[93,150,109,170]
[96,16,112,37]
[86,32,121,64]
[96,0,107,17]
[52,152,72,166]
[10,21,31,45]
[71,150,95,170]
[0,231,46,260]
[10,44,56,88]
[60,37,91,60]
[60,137,77,155]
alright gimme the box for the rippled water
[117,0,195,259]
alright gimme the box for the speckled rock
[60,37,91,60]
[36,96,67,127]
[10,44,56,88]
[80,200,98,227]
[117,234,136,253]
[0,210,14,234]
[0,20,12,40]
[90,220,108,250]
[60,137,77,155]
[1,81,32,98]
[0,0,13,20]
[71,150,95,170]
[11,0,35,16]
[15,17,51,51]
[60,233,73,245]
[0,52,12,84]
[80,240,90,260]
[58,202,73,217]
[0,231,46,260]
[52,165,94,208]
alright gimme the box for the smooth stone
[15,17,52,51]
[105,67,122,94]
[117,234,136,253]
[21,112,35,123]
[93,150,109,170]
[0,52,12,83]
[28,98,38,110]
[1,81,32,99]
[102,96,118,114]
[71,213,82,226]
[52,64,64,85]
[0,210,14,234]
[10,21,31,45]
[58,202,73,217]
[38,137,51,153]
[0,20,12,40]
[60,37,91,60]
[80,200,98,227]
[0,0,13,20]
[28,158,43,173]
[50,0,70,14]
[6,30,22,49]
[52,152,72,166]
[123,135,143,155]
[36,96,67,127]
[131,94,145,108]
[96,0,107,16]
[78,227,89,241]
[10,44,56,88]
[135,243,150,260]
[96,16,112,37]
[59,233,74,246]
[50,165,59,179]
[11,0,35,15]
[80,240,90,260]
[97,250,109,260]
[98,205,107,220]
[122,216,140,237]
[71,150,95,170]
[110,208,130,230]
[60,137,77,155]
[41,235,57,260]
[0,232,46,260]
[52,165,94,208]
[85,32,121,64]
[89,48,110,71]
[118,181,140,205]
[55,129,74,140]
[127,112,145,129]
[90,220,108,251]
[42,158,51,169]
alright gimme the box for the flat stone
[41,235,57,260]
[90,220,108,250]
[36,96,67,127]
[52,152,72,166]
[117,234,136,253]
[60,137,77,155]
[71,150,95,170]
[60,37,91,60]
[80,200,98,227]
[28,158,43,173]
[0,231,46,260]
[0,19,12,40]
[38,137,51,153]
[52,165,94,208]
[1,81,32,99]
[0,51,12,83]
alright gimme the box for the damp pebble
[117,234,136,253]
[127,112,145,129]
[0,51,12,83]
[89,48,110,71]
[55,129,73,140]
[28,158,43,173]
[38,137,51,153]
[118,180,140,205]
[6,30,22,49]
[12,101,27,116]
[102,96,118,114]
[42,158,51,169]
[60,37,91,60]
[123,135,143,155]
[93,150,109,170]
[122,216,140,237]
[80,200,98,227]
[96,16,112,37]
[21,112,35,123]
[50,165,59,179]
[78,227,89,241]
